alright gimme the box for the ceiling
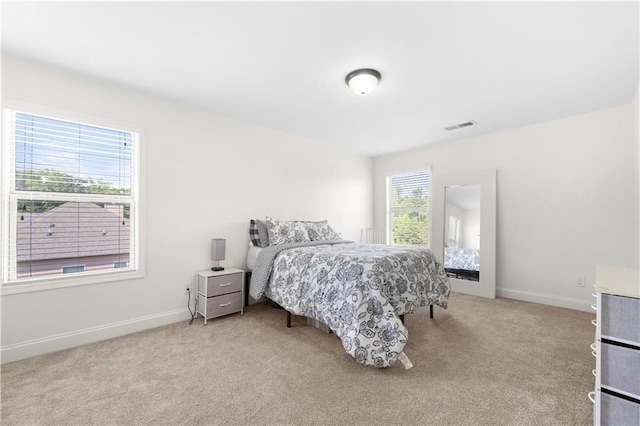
[2,1,638,157]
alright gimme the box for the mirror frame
[431,169,497,299]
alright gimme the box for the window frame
[385,168,431,247]
[448,215,461,248]
[1,99,145,295]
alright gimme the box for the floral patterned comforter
[253,242,451,368]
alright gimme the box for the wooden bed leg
[286,311,292,328]
[430,305,434,319]
[399,314,405,324]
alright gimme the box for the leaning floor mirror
[431,170,497,299]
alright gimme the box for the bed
[248,225,451,368]
[444,247,480,281]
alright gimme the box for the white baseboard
[1,308,191,364]
[1,289,593,364]
[497,287,593,312]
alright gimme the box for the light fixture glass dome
[345,68,381,96]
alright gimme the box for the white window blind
[387,170,430,246]
[2,110,139,284]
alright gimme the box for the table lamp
[211,238,225,271]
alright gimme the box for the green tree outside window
[389,170,429,246]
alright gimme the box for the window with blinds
[2,109,139,285]
[387,170,430,246]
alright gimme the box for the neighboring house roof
[17,202,130,262]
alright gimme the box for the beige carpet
[1,292,595,425]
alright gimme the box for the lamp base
[211,266,224,272]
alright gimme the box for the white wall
[0,55,373,362]
[374,102,639,311]
[634,85,639,247]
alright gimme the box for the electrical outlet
[576,276,585,288]
[184,282,191,294]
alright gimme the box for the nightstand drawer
[600,391,640,425]
[199,272,242,297]
[601,294,640,344]
[198,292,242,319]
[601,343,640,397]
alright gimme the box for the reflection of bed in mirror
[444,247,480,281]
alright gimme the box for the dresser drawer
[600,391,640,425]
[198,292,242,319]
[601,343,640,397]
[601,294,640,344]
[198,272,242,297]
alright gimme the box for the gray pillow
[256,219,270,247]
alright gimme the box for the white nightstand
[196,268,244,325]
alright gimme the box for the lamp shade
[345,68,381,95]
[211,238,226,261]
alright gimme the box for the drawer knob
[219,302,232,307]
[219,283,232,287]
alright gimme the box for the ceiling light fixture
[345,68,381,96]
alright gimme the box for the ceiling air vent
[444,120,477,131]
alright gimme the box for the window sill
[1,269,145,295]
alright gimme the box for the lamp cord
[187,288,198,325]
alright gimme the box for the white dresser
[592,266,640,425]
